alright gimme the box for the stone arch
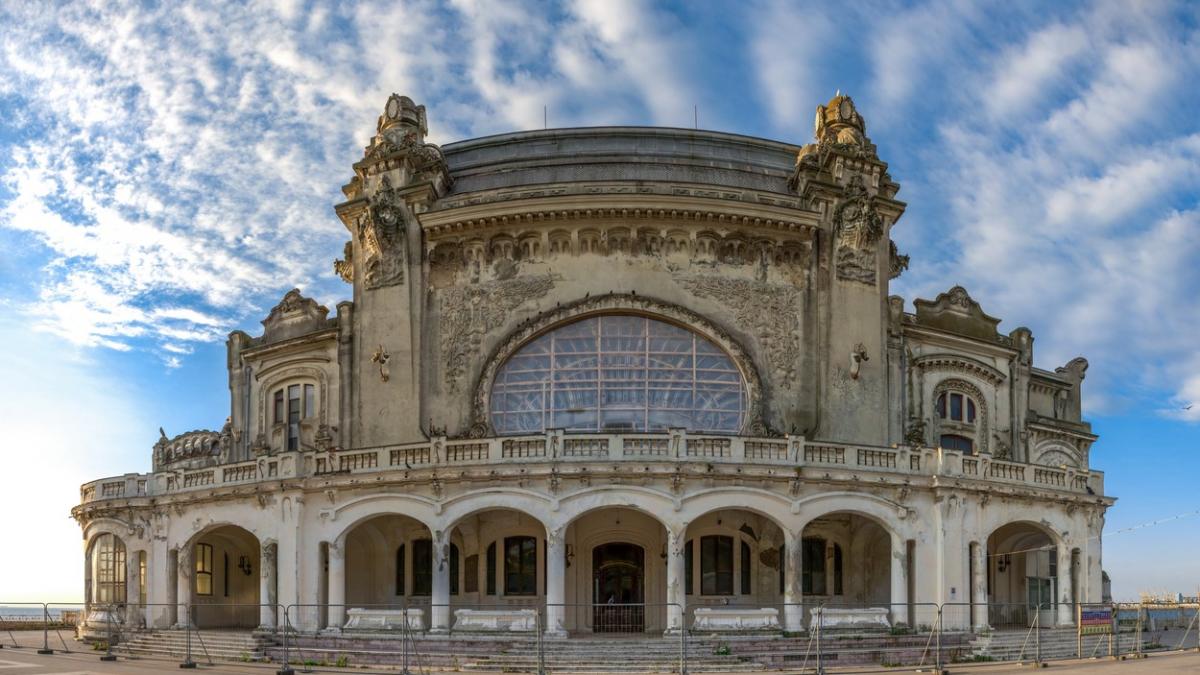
[680,488,794,533]
[437,489,555,534]
[469,292,770,438]
[793,491,911,537]
[329,494,439,546]
[553,485,677,533]
[1032,441,1080,469]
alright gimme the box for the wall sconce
[997,554,1010,573]
[564,545,575,569]
[238,555,253,576]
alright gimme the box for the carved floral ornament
[465,293,772,439]
[356,175,408,289]
[833,176,885,285]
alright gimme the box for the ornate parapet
[152,424,229,471]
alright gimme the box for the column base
[544,629,569,639]
[255,624,278,633]
[428,628,450,635]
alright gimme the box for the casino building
[73,94,1113,638]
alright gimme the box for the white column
[430,531,451,633]
[890,534,909,627]
[125,552,142,629]
[664,527,686,634]
[174,546,191,629]
[970,542,988,630]
[259,542,277,630]
[783,530,804,632]
[1057,544,1074,626]
[327,541,346,630]
[545,526,567,636]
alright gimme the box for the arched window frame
[256,365,330,455]
[471,296,769,438]
[89,533,127,605]
[932,379,988,455]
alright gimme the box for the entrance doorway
[592,542,644,633]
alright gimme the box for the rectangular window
[195,543,213,596]
[412,539,432,596]
[485,543,497,596]
[287,384,301,451]
[504,536,537,596]
[740,541,752,595]
[223,553,230,597]
[464,554,479,594]
[138,552,147,606]
[685,540,693,596]
[450,544,460,596]
[700,535,733,596]
[802,538,826,595]
[304,384,315,419]
[950,393,963,421]
[273,389,284,424]
[395,545,405,596]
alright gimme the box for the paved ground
[1,631,1197,674]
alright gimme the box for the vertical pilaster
[259,542,277,630]
[664,527,687,634]
[430,531,451,633]
[125,552,142,628]
[327,541,346,630]
[1057,544,1075,626]
[890,534,909,627]
[545,526,567,636]
[970,542,988,630]
[783,530,804,632]
[174,546,191,629]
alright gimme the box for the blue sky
[1,0,1198,602]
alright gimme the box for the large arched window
[490,315,747,435]
[90,533,126,605]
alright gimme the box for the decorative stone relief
[358,175,408,289]
[371,345,391,383]
[334,241,353,284]
[677,275,801,389]
[889,240,909,280]
[441,275,556,395]
[153,428,221,471]
[833,177,884,285]
[260,288,330,344]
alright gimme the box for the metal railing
[5,599,1198,673]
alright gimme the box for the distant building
[73,94,1113,637]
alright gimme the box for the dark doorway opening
[592,542,645,633]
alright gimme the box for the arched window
[941,434,974,454]
[485,542,497,596]
[450,543,460,596]
[194,543,213,596]
[91,534,126,605]
[740,540,752,595]
[490,315,747,435]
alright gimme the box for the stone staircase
[969,627,1139,661]
[457,637,766,673]
[115,629,272,662]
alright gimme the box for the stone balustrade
[77,431,1105,505]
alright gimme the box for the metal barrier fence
[3,599,1198,673]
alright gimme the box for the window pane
[274,390,284,424]
[740,541,751,595]
[935,393,946,419]
[834,544,844,596]
[304,384,315,419]
[504,536,537,596]
[967,398,976,423]
[802,538,826,596]
[485,543,496,596]
[700,535,733,596]
[412,539,432,596]
[450,544,460,595]
[685,540,693,596]
[395,545,405,596]
[491,315,746,435]
[940,434,974,454]
[950,393,963,421]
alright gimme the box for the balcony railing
[77,431,1106,505]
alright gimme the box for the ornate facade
[73,94,1112,638]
